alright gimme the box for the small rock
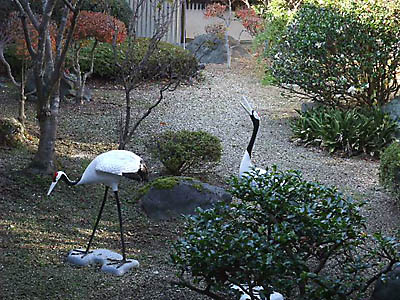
[0,117,28,147]
[138,176,232,220]
[371,263,400,300]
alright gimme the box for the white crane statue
[239,96,267,178]
[47,150,148,275]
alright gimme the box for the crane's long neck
[247,118,259,158]
[60,172,81,186]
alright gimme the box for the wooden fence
[125,0,252,45]
[125,0,185,45]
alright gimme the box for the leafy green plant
[269,0,400,107]
[29,0,133,26]
[80,0,133,27]
[171,167,400,300]
[150,130,222,176]
[71,38,199,80]
[290,106,398,156]
[253,0,296,85]
[379,142,400,202]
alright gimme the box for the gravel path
[140,57,400,236]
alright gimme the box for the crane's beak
[240,96,253,115]
[47,181,57,196]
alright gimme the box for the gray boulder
[25,70,91,102]
[187,34,227,64]
[300,101,322,113]
[383,97,400,124]
[138,176,232,220]
[186,34,250,65]
[371,263,400,300]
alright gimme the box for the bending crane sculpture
[47,150,148,274]
[239,96,266,178]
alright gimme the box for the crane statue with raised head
[239,96,266,178]
[47,149,148,275]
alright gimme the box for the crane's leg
[82,186,109,255]
[114,191,127,263]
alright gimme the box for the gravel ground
[136,56,400,236]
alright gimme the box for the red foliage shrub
[71,11,127,44]
[235,8,264,36]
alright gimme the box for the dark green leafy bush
[290,106,398,156]
[253,0,294,85]
[29,0,132,26]
[171,167,400,300]
[269,0,400,107]
[79,0,133,27]
[150,130,222,176]
[379,142,400,202]
[72,38,199,80]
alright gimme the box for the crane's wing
[95,150,142,176]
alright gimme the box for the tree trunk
[18,61,26,126]
[225,32,231,69]
[28,93,59,174]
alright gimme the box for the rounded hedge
[150,130,222,176]
[71,38,199,80]
[268,0,400,108]
[171,166,400,299]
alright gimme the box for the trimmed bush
[290,106,398,157]
[171,167,400,299]
[269,0,400,107]
[379,142,400,202]
[150,130,222,176]
[71,38,199,80]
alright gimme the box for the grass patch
[0,85,204,300]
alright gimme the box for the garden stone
[371,263,400,300]
[300,101,321,113]
[382,97,400,128]
[186,34,249,64]
[187,34,227,64]
[25,70,91,102]
[138,176,232,220]
[0,117,28,147]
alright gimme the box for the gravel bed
[135,57,399,236]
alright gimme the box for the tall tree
[11,0,83,174]
[114,0,198,150]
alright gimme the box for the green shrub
[253,0,296,85]
[254,0,294,56]
[290,106,398,156]
[150,130,222,176]
[379,142,400,202]
[71,38,199,80]
[29,0,132,26]
[80,0,133,27]
[171,167,400,299]
[269,0,400,107]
